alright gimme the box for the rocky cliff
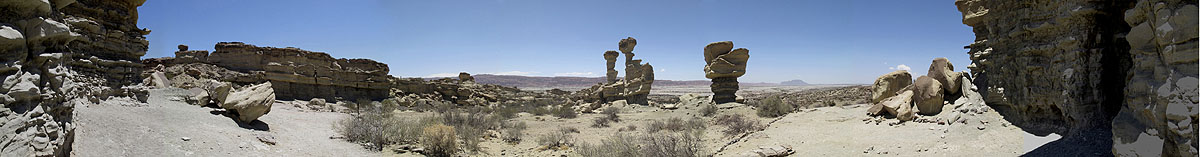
[162,42,392,101]
[956,0,1196,156]
[1,0,151,156]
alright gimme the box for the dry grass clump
[646,117,707,133]
[336,106,392,150]
[420,124,458,157]
[755,95,792,118]
[577,132,706,157]
[438,109,502,152]
[715,114,762,137]
[537,127,576,150]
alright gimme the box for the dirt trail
[71,88,375,156]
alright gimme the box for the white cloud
[424,73,458,77]
[554,72,597,77]
[487,71,540,76]
[890,64,912,71]
[659,68,666,72]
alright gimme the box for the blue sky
[139,0,973,84]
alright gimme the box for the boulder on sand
[912,76,944,115]
[871,70,912,104]
[220,82,276,123]
[927,58,962,95]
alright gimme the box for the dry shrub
[421,124,458,157]
[715,114,762,137]
[592,107,622,128]
[336,107,391,150]
[537,127,576,149]
[503,121,527,144]
[552,105,578,119]
[439,109,501,152]
[700,104,718,117]
[646,117,706,133]
[755,95,792,118]
[577,133,639,157]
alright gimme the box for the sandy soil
[71,88,374,156]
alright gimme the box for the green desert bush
[700,104,718,117]
[420,124,458,157]
[715,114,762,137]
[755,95,792,118]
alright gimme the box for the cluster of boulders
[1,0,152,156]
[956,0,1196,155]
[703,41,750,104]
[868,58,983,122]
[576,37,656,110]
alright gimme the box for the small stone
[977,126,985,130]
[181,137,191,141]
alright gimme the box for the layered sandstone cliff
[1,0,151,156]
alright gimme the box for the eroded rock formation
[871,70,912,104]
[578,37,655,105]
[957,0,1196,155]
[1,0,151,156]
[1112,0,1198,156]
[703,41,749,104]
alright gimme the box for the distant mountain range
[780,79,809,86]
[424,74,804,88]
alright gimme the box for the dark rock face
[1,0,150,156]
[957,0,1197,155]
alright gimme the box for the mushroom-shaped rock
[220,82,276,123]
[604,51,620,83]
[912,76,944,115]
[928,58,962,95]
[872,70,912,104]
[703,41,749,104]
[178,44,189,51]
[619,37,637,53]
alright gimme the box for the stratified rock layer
[167,42,393,101]
[1112,0,1198,156]
[1,0,150,156]
[958,0,1197,155]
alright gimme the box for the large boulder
[871,70,912,104]
[927,58,962,95]
[220,82,276,123]
[912,76,943,115]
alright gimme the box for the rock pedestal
[604,51,619,83]
[703,41,750,104]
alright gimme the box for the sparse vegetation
[577,132,706,157]
[438,109,501,152]
[552,105,578,119]
[537,127,576,150]
[577,133,640,157]
[619,124,638,132]
[335,106,392,150]
[700,104,718,117]
[592,107,621,128]
[755,95,793,118]
[420,124,458,157]
[646,117,706,133]
[715,114,762,137]
[503,121,527,144]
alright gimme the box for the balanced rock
[703,41,750,104]
[604,51,620,83]
[220,82,276,123]
[928,58,961,95]
[912,76,943,115]
[871,70,912,104]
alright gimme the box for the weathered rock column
[703,41,750,104]
[619,37,652,104]
[458,72,474,83]
[604,51,619,84]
